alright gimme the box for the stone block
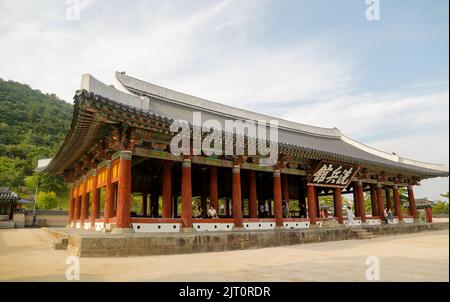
[0,221,15,229]
[40,222,449,257]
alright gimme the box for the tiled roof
[0,188,20,204]
[14,208,69,216]
[115,72,448,176]
[43,73,449,179]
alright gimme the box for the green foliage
[36,191,58,210]
[432,201,449,215]
[0,78,73,209]
[318,195,351,212]
[0,78,73,191]
[25,173,66,194]
[440,192,449,199]
[398,187,409,205]
[363,192,372,213]
[0,156,24,187]
[131,193,143,214]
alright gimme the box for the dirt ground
[0,228,448,282]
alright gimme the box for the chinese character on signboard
[308,162,358,188]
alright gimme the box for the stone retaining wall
[364,222,449,235]
[13,211,68,228]
[43,222,449,258]
[73,227,357,257]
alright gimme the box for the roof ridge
[114,72,343,139]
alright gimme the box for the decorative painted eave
[44,73,449,179]
[115,72,449,177]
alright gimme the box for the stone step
[0,221,15,229]
[321,220,342,228]
[351,228,375,240]
[358,234,375,239]
[53,238,68,250]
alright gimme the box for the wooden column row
[68,154,420,229]
[68,155,123,228]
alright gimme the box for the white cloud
[279,90,449,200]
[0,0,353,105]
[281,91,449,139]
[0,0,448,200]
[369,130,449,200]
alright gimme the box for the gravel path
[0,228,448,282]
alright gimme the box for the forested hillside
[0,78,73,193]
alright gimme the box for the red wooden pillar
[201,168,208,218]
[315,187,320,218]
[273,170,283,227]
[68,185,75,225]
[248,170,258,218]
[80,179,88,225]
[377,183,384,218]
[141,194,148,216]
[181,158,193,228]
[356,180,366,222]
[209,166,219,211]
[370,185,378,217]
[162,160,172,218]
[73,184,80,222]
[104,161,114,223]
[306,185,317,224]
[232,165,243,228]
[9,203,15,221]
[333,188,344,224]
[393,185,403,220]
[115,151,132,229]
[352,182,359,217]
[90,170,100,227]
[426,208,433,223]
[407,185,418,219]
[385,189,392,210]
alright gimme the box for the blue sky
[0,0,448,199]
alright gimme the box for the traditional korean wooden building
[0,188,19,219]
[41,72,449,233]
[0,188,20,228]
[409,198,434,223]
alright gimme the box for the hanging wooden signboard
[307,161,359,189]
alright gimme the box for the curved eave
[46,89,449,179]
[115,72,448,178]
[44,91,172,175]
[44,91,105,175]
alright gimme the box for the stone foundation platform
[0,221,15,229]
[43,222,449,257]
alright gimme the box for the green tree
[318,195,334,208]
[36,191,58,210]
[24,173,66,199]
[363,192,372,213]
[318,195,351,213]
[0,78,73,189]
[0,156,24,187]
[432,201,449,215]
